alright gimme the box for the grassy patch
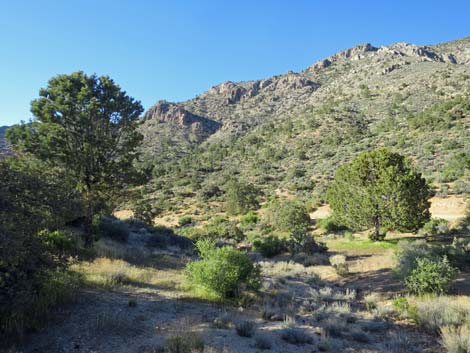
[71,257,159,288]
[326,239,398,253]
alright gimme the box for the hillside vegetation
[2,37,470,353]
[138,38,470,220]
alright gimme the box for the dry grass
[72,257,159,287]
[441,324,470,353]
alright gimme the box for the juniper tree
[327,149,431,240]
[7,71,144,246]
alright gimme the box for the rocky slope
[140,37,470,210]
[141,37,470,155]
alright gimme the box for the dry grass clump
[164,332,204,353]
[410,296,470,333]
[441,324,470,353]
[93,310,143,336]
[281,327,314,345]
[72,257,158,287]
[363,292,383,311]
[329,254,349,276]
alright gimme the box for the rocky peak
[378,42,458,64]
[208,81,247,104]
[307,43,378,72]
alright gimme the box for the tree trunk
[83,212,93,247]
[83,190,94,248]
[371,215,381,241]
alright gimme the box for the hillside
[138,37,470,216]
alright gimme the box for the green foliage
[0,158,81,342]
[440,151,470,182]
[178,215,193,226]
[267,200,311,232]
[186,239,260,298]
[192,217,245,242]
[37,230,79,256]
[316,216,347,233]
[225,180,260,215]
[131,199,156,225]
[7,71,144,246]
[394,240,439,279]
[288,229,328,255]
[408,95,470,131]
[405,256,458,295]
[252,235,288,258]
[239,211,259,228]
[418,218,450,236]
[327,149,431,240]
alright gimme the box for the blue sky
[1,0,469,126]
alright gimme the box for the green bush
[394,240,438,279]
[38,229,79,256]
[267,200,311,232]
[178,215,193,227]
[288,229,327,255]
[316,216,347,233]
[405,256,458,295]
[253,235,287,258]
[131,199,156,225]
[193,217,245,242]
[186,240,260,298]
[239,211,259,228]
[418,218,450,236]
[225,180,260,215]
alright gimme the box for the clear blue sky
[1,0,469,126]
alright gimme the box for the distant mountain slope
[143,38,470,155]
[139,38,470,207]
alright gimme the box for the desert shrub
[198,183,222,201]
[267,200,311,232]
[446,237,470,268]
[441,324,470,353]
[37,229,79,256]
[194,217,245,242]
[164,333,204,353]
[225,180,260,215]
[316,216,347,233]
[288,229,327,255]
[131,198,156,225]
[239,211,259,228]
[440,151,470,182]
[212,313,232,329]
[394,240,438,279]
[418,218,450,236]
[252,235,288,258]
[178,215,193,227]
[405,256,458,295]
[98,217,130,243]
[411,296,470,333]
[329,254,349,276]
[186,240,260,298]
[0,158,81,343]
[281,328,314,345]
[254,334,272,350]
[235,320,255,337]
